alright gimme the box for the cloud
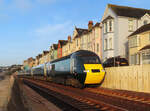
[34,21,73,41]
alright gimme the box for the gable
[140,13,150,25]
[108,4,150,19]
[101,5,117,22]
[73,28,78,38]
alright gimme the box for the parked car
[103,56,129,68]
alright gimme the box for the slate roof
[74,23,100,39]
[43,51,49,55]
[58,40,68,46]
[53,44,58,49]
[140,44,150,51]
[93,22,100,28]
[128,23,150,37]
[38,54,42,58]
[108,4,150,18]
[74,28,88,39]
[76,28,88,35]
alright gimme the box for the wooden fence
[101,64,150,93]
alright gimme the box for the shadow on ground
[0,75,5,81]
[7,79,28,111]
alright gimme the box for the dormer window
[128,19,133,31]
[144,20,148,25]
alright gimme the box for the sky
[0,0,150,66]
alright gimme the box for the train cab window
[52,64,55,70]
[77,56,101,64]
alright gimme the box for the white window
[109,38,112,49]
[76,39,78,46]
[104,39,107,50]
[144,20,148,25]
[97,43,99,52]
[128,19,133,31]
[109,20,112,32]
[129,36,139,48]
[130,54,136,65]
[104,22,107,33]
[69,44,70,50]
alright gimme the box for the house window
[104,39,107,50]
[94,43,95,52]
[142,53,150,60]
[109,20,112,32]
[128,19,133,31]
[76,39,78,46]
[149,33,150,41]
[69,44,70,50]
[144,20,148,25]
[104,22,107,33]
[130,54,136,65]
[129,36,139,48]
[109,38,112,49]
[97,43,99,52]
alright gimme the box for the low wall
[101,64,150,93]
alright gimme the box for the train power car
[24,50,105,88]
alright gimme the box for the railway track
[21,78,150,111]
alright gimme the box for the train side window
[52,64,55,70]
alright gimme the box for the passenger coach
[23,50,105,87]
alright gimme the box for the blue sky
[0,0,150,66]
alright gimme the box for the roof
[38,54,42,58]
[140,44,150,51]
[102,16,114,22]
[58,40,68,46]
[27,57,35,62]
[74,23,101,39]
[108,4,150,18]
[43,51,49,55]
[53,44,58,49]
[74,28,88,39]
[93,22,100,28]
[128,23,150,37]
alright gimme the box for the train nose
[84,64,105,84]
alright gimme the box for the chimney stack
[68,35,71,42]
[88,21,93,31]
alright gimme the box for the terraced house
[128,24,150,65]
[57,40,68,58]
[49,44,58,61]
[62,36,72,56]
[102,4,150,61]
[72,21,102,58]
[72,27,88,52]
[35,55,40,66]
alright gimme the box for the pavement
[20,80,61,111]
[0,73,14,111]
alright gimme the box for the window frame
[128,19,133,32]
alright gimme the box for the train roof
[50,50,98,63]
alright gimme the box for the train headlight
[101,69,105,72]
[84,70,90,73]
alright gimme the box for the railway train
[20,50,105,88]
